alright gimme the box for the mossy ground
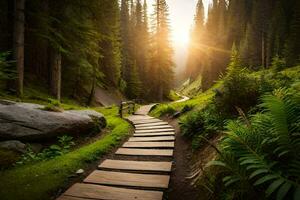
[0,94,131,200]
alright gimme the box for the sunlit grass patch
[0,106,131,200]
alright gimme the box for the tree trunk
[50,50,61,101]
[87,66,96,106]
[262,32,266,69]
[13,0,25,97]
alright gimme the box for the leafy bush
[168,90,181,101]
[180,104,224,148]
[271,55,287,71]
[214,46,261,115]
[17,135,75,165]
[210,88,300,199]
[154,104,176,117]
[180,111,205,138]
[0,52,15,81]
[215,63,260,115]
[43,98,64,112]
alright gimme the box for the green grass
[179,74,203,96]
[150,88,215,118]
[0,85,84,110]
[167,90,181,101]
[0,106,131,200]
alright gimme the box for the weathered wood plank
[135,129,175,133]
[84,170,170,189]
[123,141,175,148]
[127,116,154,121]
[135,104,157,115]
[62,183,163,200]
[132,119,163,125]
[56,196,88,200]
[133,132,175,137]
[135,122,169,127]
[99,159,172,172]
[129,136,175,142]
[135,125,173,130]
[116,148,173,156]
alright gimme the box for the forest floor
[164,117,219,200]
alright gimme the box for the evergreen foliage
[211,89,300,200]
[0,0,174,102]
[186,0,300,90]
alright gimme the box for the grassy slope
[0,102,131,200]
[150,82,221,118]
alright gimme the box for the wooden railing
[119,101,135,118]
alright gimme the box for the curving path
[57,105,175,200]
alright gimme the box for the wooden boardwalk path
[57,105,174,200]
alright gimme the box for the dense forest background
[186,0,300,89]
[0,0,174,104]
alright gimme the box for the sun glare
[172,28,190,46]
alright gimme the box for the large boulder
[0,100,106,141]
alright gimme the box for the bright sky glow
[148,0,211,73]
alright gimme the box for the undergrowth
[0,106,131,200]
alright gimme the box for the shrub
[215,46,261,115]
[215,66,260,115]
[0,52,15,81]
[210,88,300,199]
[155,104,176,117]
[17,135,75,165]
[180,111,205,138]
[43,98,64,112]
[179,104,224,148]
[271,55,286,71]
[168,90,181,101]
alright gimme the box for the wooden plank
[135,129,175,133]
[84,170,170,189]
[132,119,162,125]
[136,125,173,130]
[123,141,175,148]
[116,148,173,156]
[99,159,172,172]
[135,104,157,115]
[127,116,154,121]
[56,196,88,200]
[63,183,163,200]
[135,122,169,127]
[129,136,175,142]
[133,132,175,137]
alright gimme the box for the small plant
[168,90,181,101]
[43,98,64,112]
[58,135,75,152]
[271,55,286,71]
[180,111,205,138]
[210,89,300,199]
[157,104,176,117]
[16,135,75,165]
[0,51,16,80]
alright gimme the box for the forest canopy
[0,0,174,104]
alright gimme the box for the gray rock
[0,101,106,141]
[0,140,26,153]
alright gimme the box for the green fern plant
[210,88,300,200]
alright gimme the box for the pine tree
[284,0,300,66]
[185,0,205,79]
[120,0,131,88]
[151,0,174,101]
[97,0,121,87]
[140,0,150,92]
